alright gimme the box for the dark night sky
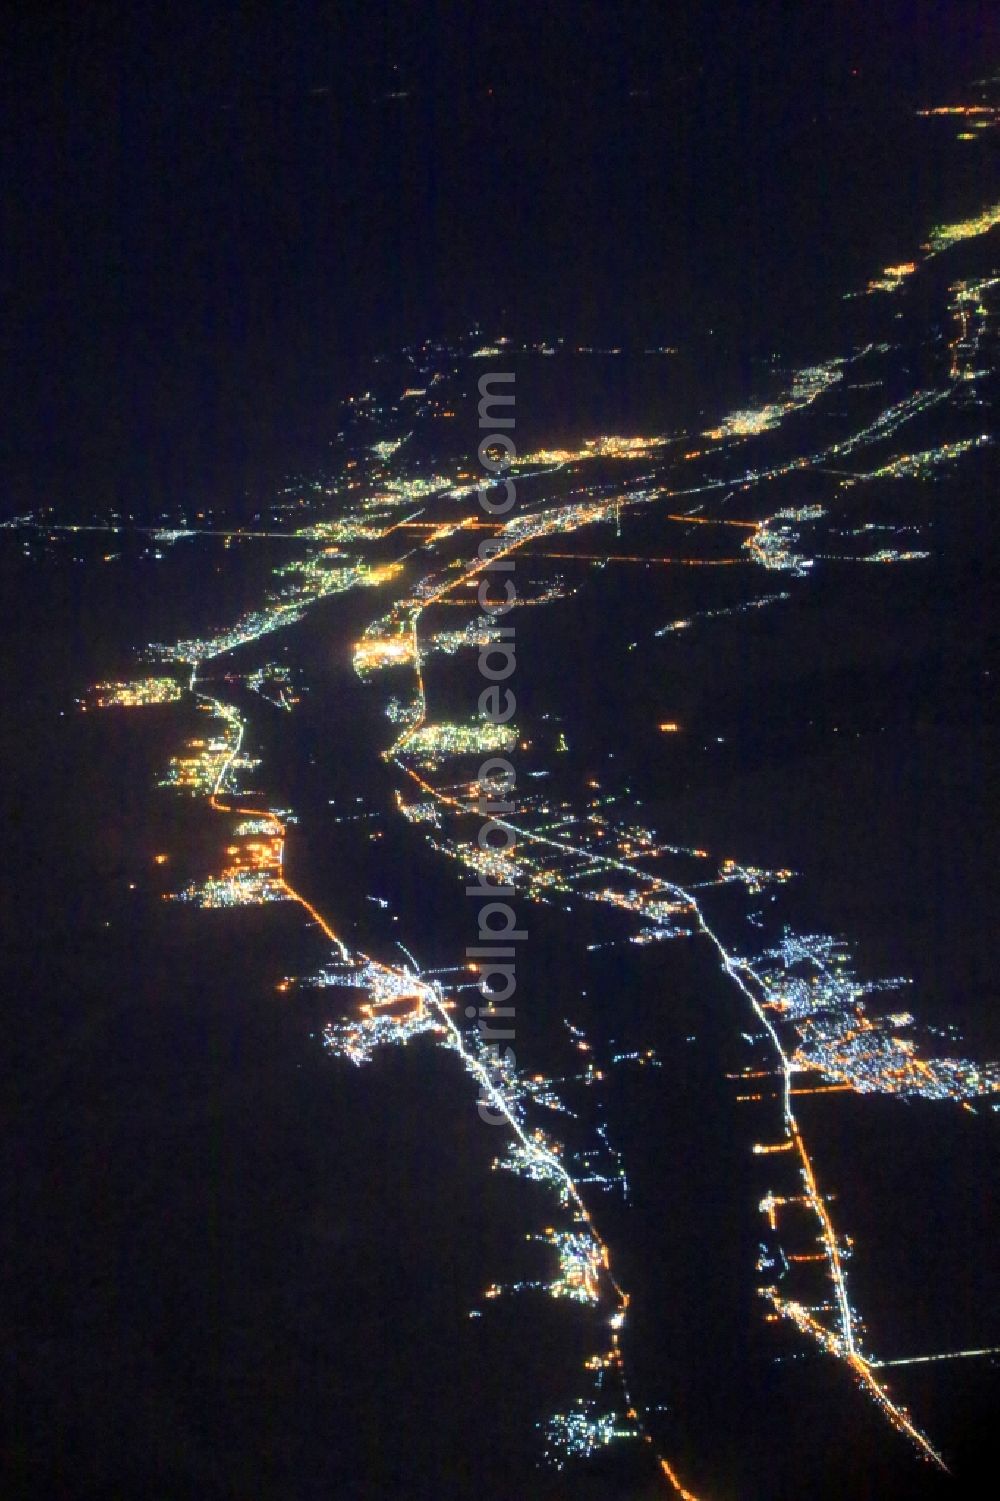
[1,1,996,512]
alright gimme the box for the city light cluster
[865,261,918,294]
[540,1404,638,1470]
[704,358,843,440]
[752,930,1000,1102]
[157,736,232,794]
[846,434,991,483]
[246,663,299,711]
[947,276,998,382]
[926,200,1000,253]
[88,676,182,708]
[744,506,825,573]
[652,591,790,638]
[353,632,414,674]
[152,559,401,664]
[399,719,518,766]
[169,869,289,907]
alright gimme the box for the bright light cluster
[947,276,999,381]
[399,720,518,766]
[319,960,444,1065]
[157,736,231,794]
[653,590,790,638]
[233,817,282,836]
[153,560,399,664]
[865,262,918,294]
[246,663,299,711]
[753,930,1000,1101]
[537,1228,604,1303]
[88,676,182,708]
[169,870,289,907]
[718,858,795,895]
[353,633,414,674]
[704,359,843,440]
[926,200,1000,253]
[846,434,991,483]
[744,506,824,573]
[539,1404,638,1470]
